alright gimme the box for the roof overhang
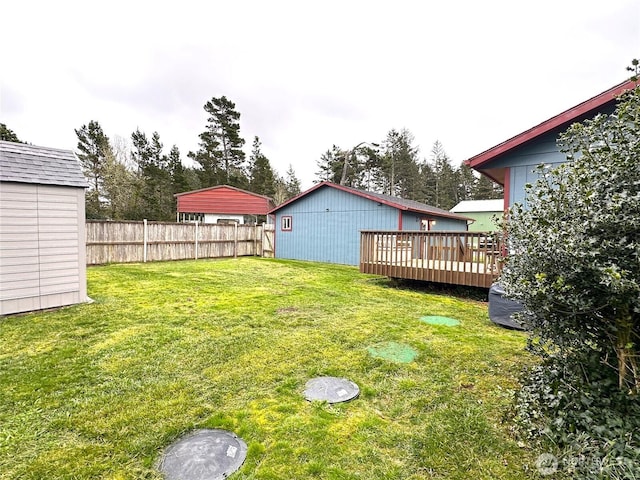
[174,184,274,202]
[269,181,473,222]
[465,78,636,185]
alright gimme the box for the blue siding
[430,216,468,231]
[400,212,467,231]
[493,102,617,209]
[401,212,423,231]
[488,130,567,208]
[274,186,468,265]
[510,161,565,207]
[275,187,399,265]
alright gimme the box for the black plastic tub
[488,283,526,330]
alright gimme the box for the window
[281,215,292,231]
[180,212,204,223]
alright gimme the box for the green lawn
[0,258,540,479]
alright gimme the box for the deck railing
[359,230,503,288]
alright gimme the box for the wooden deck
[360,231,502,288]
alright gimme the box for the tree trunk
[615,312,639,394]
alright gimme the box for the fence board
[86,220,269,265]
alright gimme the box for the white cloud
[1,0,638,189]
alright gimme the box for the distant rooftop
[0,141,88,188]
[450,199,504,213]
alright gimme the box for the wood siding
[360,231,502,288]
[86,221,274,264]
[273,188,469,266]
[472,101,618,210]
[176,186,273,215]
[1,183,87,315]
[274,187,401,265]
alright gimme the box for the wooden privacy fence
[86,220,275,265]
[360,230,503,288]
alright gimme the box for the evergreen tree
[188,127,220,187]
[130,129,173,221]
[274,165,301,204]
[75,120,113,218]
[315,145,343,183]
[417,159,437,206]
[131,128,150,172]
[340,145,380,189]
[168,145,195,195]
[0,123,23,143]
[284,164,301,198]
[189,96,247,188]
[352,145,380,191]
[457,162,477,203]
[430,141,458,209]
[315,143,379,189]
[248,137,276,197]
[376,129,420,197]
[473,174,503,199]
[182,167,203,192]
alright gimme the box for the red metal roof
[465,78,636,172]
[269,181,473,221]
[175,185,275,215]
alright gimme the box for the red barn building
[175,185,276,224]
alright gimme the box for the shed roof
[175,184,273,200]
[465,78,636,185]
[450,199,504,213]
[175,184,276,215]
[269,181,473,221]
[0,141,88,188]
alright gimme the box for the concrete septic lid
[303,376,360,403]
[367,341,418,363]
[420,315,461,327]
[159,429,247,480]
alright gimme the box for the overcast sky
[2,0,638,189]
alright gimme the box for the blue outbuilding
[268,181,471,266]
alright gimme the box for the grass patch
[1,258,539,479]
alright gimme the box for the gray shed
[0,141,89,315]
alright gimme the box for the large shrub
[501,70,640,478]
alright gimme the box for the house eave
[465,78,636,171]
[268,181,472,222]
[174,184,274,203]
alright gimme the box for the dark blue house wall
[274,187,467,265]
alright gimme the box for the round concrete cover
[304,376,360,403]
[159,429,247,480]
[420,315,461,326]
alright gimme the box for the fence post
[234,222,238,258]
[195,221,199,260]
[143,219,148,263]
